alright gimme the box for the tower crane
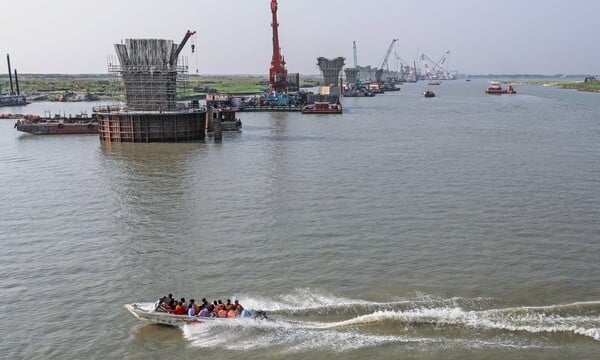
[269,0,287,93]
[379,39,398,71]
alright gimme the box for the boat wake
[182,289,600,353]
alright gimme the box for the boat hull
[124,302,266,327]
[15,117,98,135]
[16,123,98,135]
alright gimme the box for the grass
[1,74,322,99]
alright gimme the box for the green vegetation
[1,74,326,101]
[508,79,600,93]
[559,82,600,92]
[187,76,268,96]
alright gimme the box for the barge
[15,113,98,135]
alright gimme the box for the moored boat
[205,94,242,131]
[0,94,28,107]
[124,302,266,327]
[14,113,98,135]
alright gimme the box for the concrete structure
[96,36,205,142]
[317,57,345,86]
[357,65,377,83]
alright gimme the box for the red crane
[269,0,287,93]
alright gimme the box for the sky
[1,0,598,75]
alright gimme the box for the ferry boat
[301,101,342,114]
[124,302,266,327]
[485,81,516,94]
[14,112,98,135]
[301,93,342,114]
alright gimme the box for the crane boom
[379,39,398,70]
[269,0,287,93]
[353,41,359,86]
[171,30,196,66]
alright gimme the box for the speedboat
[423,90,435,98]
[124,302,266,327]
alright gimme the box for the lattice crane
[379,39,398,71]
[269,0,287,93]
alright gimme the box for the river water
[0,80,598,359]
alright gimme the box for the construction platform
[94,106,206,142]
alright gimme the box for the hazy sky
[1,0,598,75]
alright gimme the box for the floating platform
[239,105,301,112]
[15,113,98,135]
[94,106,206,142]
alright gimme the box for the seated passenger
[189,299,199,315]
[173,301,186,315]
[187,302,197,316]
[224,299,233,311]
[234,300,244,312]
[227,308,237,318]
[217,306,227,318]
[198,304,209,317]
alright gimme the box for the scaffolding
[96,37,204,143]
[108,38,190,111]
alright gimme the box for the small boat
[14,112,98,135]
[205,94,242,131]
[423,90,435,98]
[0,94,28,107]
[301,101,342,114]
[124,302,267,327]
[485,81,516,94]
[427,80,441,85]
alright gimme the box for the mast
[14,69,20,95]
[269,0,287,93]
[7,54,14,95]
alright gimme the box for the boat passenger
[173,301,186,315]
[208,303,216,317]
[180,298,189,312]
[189,299,200,315]
[217,307,228,318]
[187,303,197,316]
[198,304,209,317]
[224,299,233,311]
[234,300,244,312]
[165,299,176,313]
[227,308,237,318]
[154,296,171,312]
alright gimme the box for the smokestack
[14,69,20,95]
[7,54,14,95]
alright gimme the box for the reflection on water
[0,82,599,359]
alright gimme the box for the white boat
[124,302,266,326]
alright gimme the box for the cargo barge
[14,113,98,135]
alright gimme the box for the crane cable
[192,33,199,74]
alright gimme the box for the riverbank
[0,74,322,102]
[508,80,600,92]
